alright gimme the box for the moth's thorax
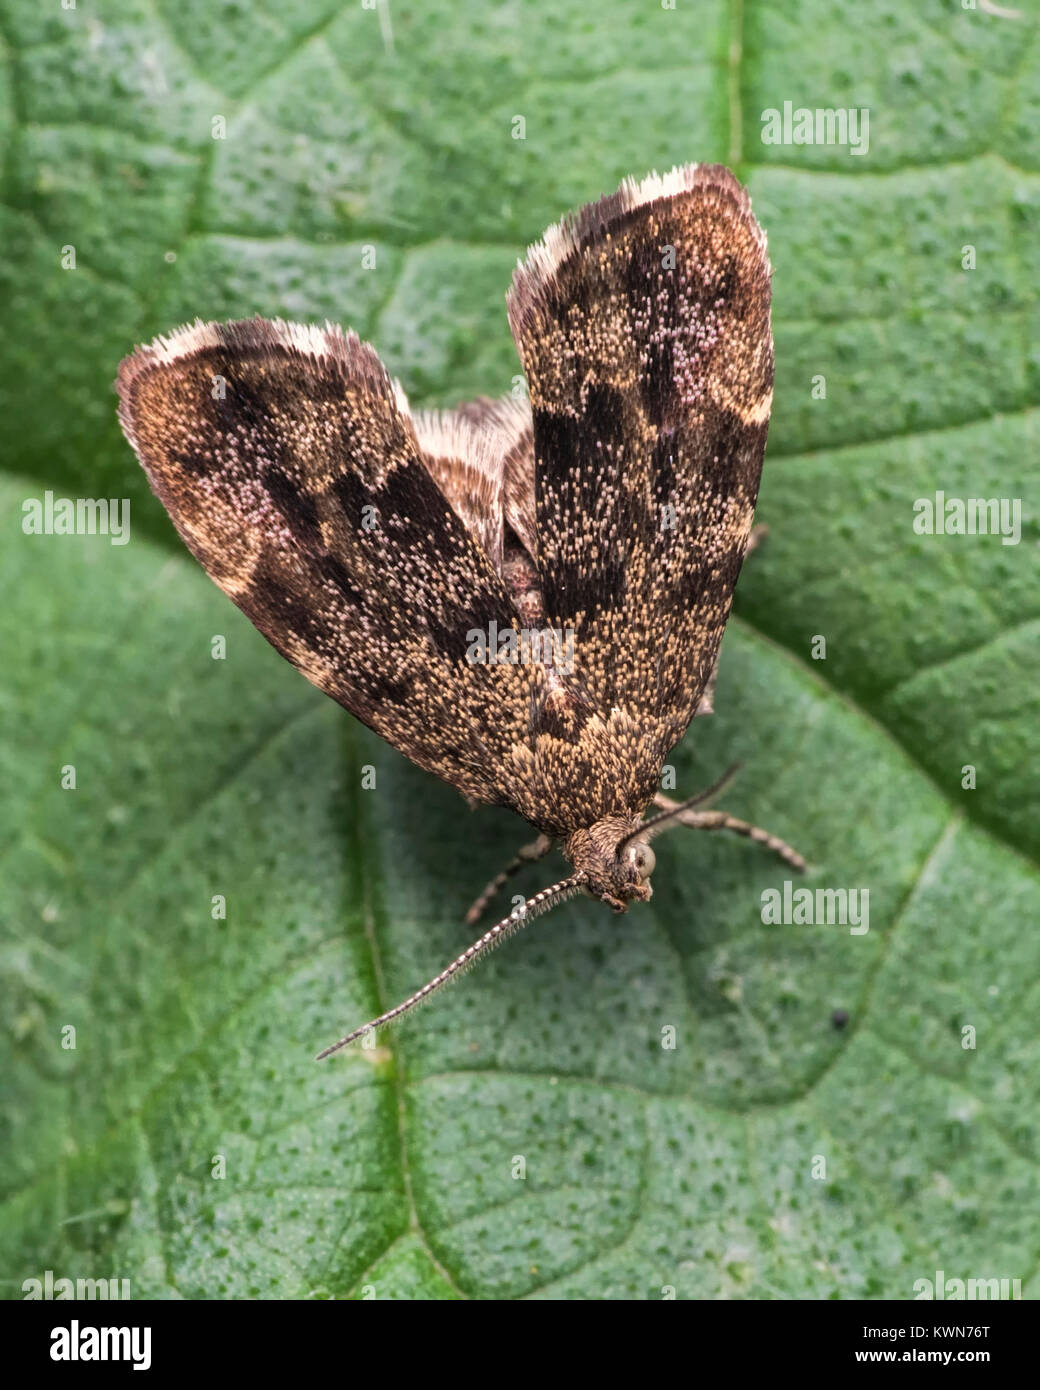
[564,816,656,912]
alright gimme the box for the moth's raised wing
[411,395,537,564]
[116,317,534,807]
[507,163,772,765]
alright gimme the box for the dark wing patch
[506,163,773,821]
[116,317,535,807]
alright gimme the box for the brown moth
[116,163,804,1058]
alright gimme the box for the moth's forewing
[116,318,532,805]
[506,164,773,821]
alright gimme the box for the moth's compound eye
[623,842,656,881]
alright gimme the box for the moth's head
[564,817,656,912]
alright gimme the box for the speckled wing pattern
[505,162,773,830]
[116,162,772,841]
[116,319,535,807]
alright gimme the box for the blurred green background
[1,0,1038,1299]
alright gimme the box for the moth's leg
[651,792,806,872]
[464,833,553,926]
[745,522,769,557]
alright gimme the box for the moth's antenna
[618,762,743,850]
[316,872,589,1060]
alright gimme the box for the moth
[116,163,804,1059]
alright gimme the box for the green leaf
[2,0,1038,1300]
